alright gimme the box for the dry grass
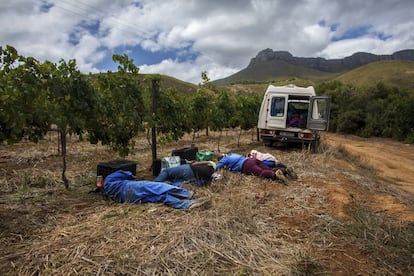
[1,130,413,275]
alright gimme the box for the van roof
[265,84,315,96]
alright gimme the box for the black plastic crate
[171,147,198,161]
[97,159,137,179]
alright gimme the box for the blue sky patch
[318,20,339,32]
[116,45,197,65]
[68,20,101,46]
[333,25,371,41]
[40,2,53,13]
[95,44,199,72]
[329,23,339,32]
[95,47,118,72]
[79,20,101,36]
[375,32,392,41]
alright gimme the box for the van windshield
[270,97,285,117]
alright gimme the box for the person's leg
[123,181,195,208]
[153,168,170,182]
[242,158,276,180]
[162,194,192,209]
[274,163,287,173]
[256,159,273,170]
[115,180,209,210]
[153,164,195,182]
[263,160,276,168]
[158,193,210,209]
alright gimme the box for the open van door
[307,96,331,131]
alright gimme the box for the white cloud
[1,0,414,84]
[317,37,382,58]
[139,54,239,84]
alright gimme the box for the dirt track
[324,133,414,194]
[322,133,414,223]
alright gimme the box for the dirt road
[324,133,414,195]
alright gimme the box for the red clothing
[241,158,276,180]
[289,116,304,127]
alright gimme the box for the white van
[257,84,331,150]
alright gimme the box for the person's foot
[186,190,195,199]
[286,167,298,180]
[211,172,222,181]
[275,169,288,185]
[189,197,211,209]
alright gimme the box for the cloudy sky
[1,0,413,84]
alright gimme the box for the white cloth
[250,150,279,164]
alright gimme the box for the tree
[198,71,219,136]
[233,94,261,147]
[87,54,145,157]
[46,59,98,188]
[210,90,236,152]
[0,46,50,144]
[188,89,214,141]
[153,86,191,143]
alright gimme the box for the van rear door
[307,96,331,131]
[264,95,287,129]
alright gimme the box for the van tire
[310,139,320,153]
[264,140,273,147]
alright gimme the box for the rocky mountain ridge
[249,48,414,73]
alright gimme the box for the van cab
[257,84,331,150]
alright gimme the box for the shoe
[211,172,222,181]
[275,169,288,185]
[187,190,195,199]
[189,197,211,209]
[286,167,298,180]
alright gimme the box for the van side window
[270,97,285,117]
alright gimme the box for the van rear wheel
[310,139,320,153]
[263,140,273,147]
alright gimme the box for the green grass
[335,60,414,90]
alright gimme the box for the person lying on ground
[154,161,221,186]
[215,153,288,184]
[249,149,297,179]
[103,170,211,210]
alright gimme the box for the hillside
[88,73,198,95]
[213,60,338,86]
[220,60,414,94]
[334,60,414,90]
[143,74,198,95]
[212,49,414,88]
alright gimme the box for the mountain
[249,49,414,72]
[212,49,414,86]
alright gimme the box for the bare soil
[0,131,413,275]
[325,133,414,195]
